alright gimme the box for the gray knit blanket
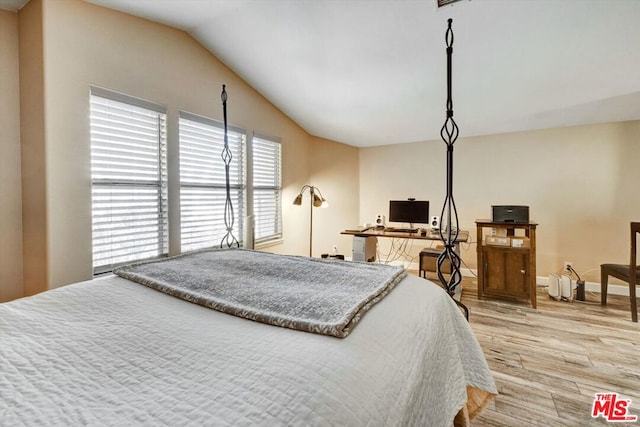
[114,249,406,338]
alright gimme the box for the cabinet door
[484,248,507,293]
[483,247,529,298]
[504,251,529,297]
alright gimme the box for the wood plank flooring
[417,273,640,426]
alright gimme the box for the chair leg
[600,270,608,305]
[631,282,638,323]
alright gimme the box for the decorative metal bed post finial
[220,84,239,248]
[436,19,468,319]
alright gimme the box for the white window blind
[179,111,246,252]
[252,134,282,243]
[90,87,168,275]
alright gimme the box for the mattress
[0,272,495,426]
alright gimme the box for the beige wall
[18,0,358,292]
[309,136,360,257]
[17,0,637,293]
[360,121,640,282]
[262,134,360,258]
[0,9,24,301]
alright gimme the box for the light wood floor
[417,273,640,427]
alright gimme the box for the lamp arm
[296,184,313,196]
[295,185,327,204]
[311,186,325,200]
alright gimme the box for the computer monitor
[388,200,429,225]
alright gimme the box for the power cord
[566,265,586,301]
[376,237,416,269]
[460,257,478,279]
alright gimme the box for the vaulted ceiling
[4,0,640,147]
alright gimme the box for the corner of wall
[0,9,24,301]
[18,0,48,296]
[308,136,360,257]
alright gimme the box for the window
[252,134,282,243]
[179,111,246,252]
[90,87,168,275]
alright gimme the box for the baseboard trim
[458,268,630,297]
[368,261,631,297]
[533,275,629,296]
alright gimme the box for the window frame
[89,86,168,275]
[252,133,283,245]
[178,111,247,253]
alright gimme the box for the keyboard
[344,225,372,232]
[384,227,418,233]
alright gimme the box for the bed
[0,249,496,426]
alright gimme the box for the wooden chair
[600,222,640,322]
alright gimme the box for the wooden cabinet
[475,219,538,308]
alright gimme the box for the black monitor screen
[388,200,429,225]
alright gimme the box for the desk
[340,228,469,263]
[341,228,469,242]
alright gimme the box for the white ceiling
[0,0,23,10]
[5,0,640,147]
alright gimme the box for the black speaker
[492,205,529,223]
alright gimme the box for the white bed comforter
[0,274,495,426]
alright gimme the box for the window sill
[255,238,284,250]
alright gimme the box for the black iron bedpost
[436,19,468,320]
[220,84,240,248]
